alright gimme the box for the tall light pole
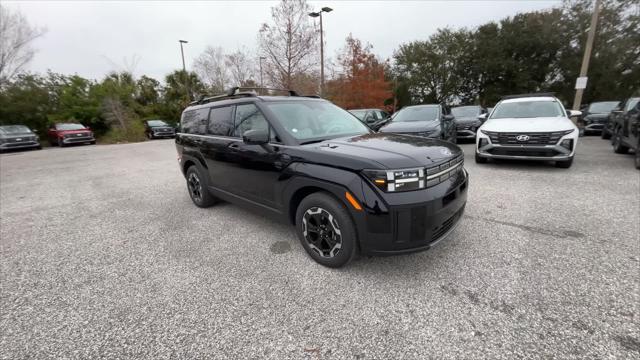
[259,56,266,87]
[571,0,601,120]
[309,6,332,96]
[179,40,190,100]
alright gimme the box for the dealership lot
[1,138,638,359]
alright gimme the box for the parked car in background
[378,104,457,143]
[451,105,487,141]
[609,97,640,167]
[475,93,580,168]
[348,109,391,131]
[177,87,468,267]
[579,101,619,136]
[47,123,95,147]
[0,125,41,152]
[144,119,176,139]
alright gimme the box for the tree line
[0,0,637,143]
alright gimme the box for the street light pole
[259,56,266,87]
[309,7,332,96]
[179,40,190,101]
[571,0,601,117]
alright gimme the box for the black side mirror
[242,129,269,145]
[444,114,454,121]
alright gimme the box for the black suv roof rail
[189,86,311,106]
[501,92,556,100]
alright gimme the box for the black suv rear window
[208,106,234,136]
[181,109,208,135]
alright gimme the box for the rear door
[199,105,236,192]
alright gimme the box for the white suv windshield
[265,101,370,142]
[491,100,564,119]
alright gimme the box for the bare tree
[193,46,229,93]
[258,0,318,89]
[0,5,46,85]
[225,47,256,87]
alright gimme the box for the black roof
[188,87,320,107]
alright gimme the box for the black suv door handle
[229,143,240,149]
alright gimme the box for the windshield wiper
[300,139,328,145]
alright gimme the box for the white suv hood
[480,117,577,133]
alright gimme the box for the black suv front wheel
[295,192,357,268]
[186,166,218,208]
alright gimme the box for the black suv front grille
[431,207,464,241]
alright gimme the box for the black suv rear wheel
[186,166,218,208]
[612,129,629,154]
[295,192,357,268]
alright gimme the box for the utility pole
[309,7,333,96]
[259,56,266,87]
[179,40,190,101]
[572,0,601,119]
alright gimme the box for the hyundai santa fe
[176,88,468,267]
[475,94,580,168]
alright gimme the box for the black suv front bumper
[355,168,468,255]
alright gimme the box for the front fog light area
[479,138,489,147]
[561,139,573,150]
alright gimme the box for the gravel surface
[1,137,638,359]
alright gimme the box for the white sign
[575,77,588,89]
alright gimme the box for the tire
[612,129,629,154]
[635,149,640,170]
[601,129,611,139]
[555,157,573,168]
[185,166,217,208]
[58,138,65,147]
[475,152,488,164]
[295,192,357,268]
[148,133,153,139]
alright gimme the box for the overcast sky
[6,0,561,82]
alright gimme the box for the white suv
[475,94,580,168]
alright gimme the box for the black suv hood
[292,133,461,170]
[378,121,440,133]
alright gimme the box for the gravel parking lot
[1,137,638,359]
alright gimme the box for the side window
[207,106,234,136]
[181,109,207,135]
[234,104,269,137]
[378,110,389,119]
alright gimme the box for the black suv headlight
[363,154,464,192]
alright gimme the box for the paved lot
[1,137,638,359]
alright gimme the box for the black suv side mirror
[242,129,269,145]
[443,114,454,121]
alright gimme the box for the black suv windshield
[451,106,480,118]
[587,102,619,113]
[56,123,86,130]
[491,100,564,119]
[392,106,439,122]
[0,125,32,134]
[265,101,370,142]
[147,120,169,127]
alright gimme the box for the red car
[48,123,96,147]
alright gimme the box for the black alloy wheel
[303,207,343,259]
[185,166,217,208]
[296,192,357,268]
[612,129,629,154]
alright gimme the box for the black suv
[144,120,176,139]
[451,105,487,141]
[377,104,457,143]
[176,88,468,267]
[609,97,640,168]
